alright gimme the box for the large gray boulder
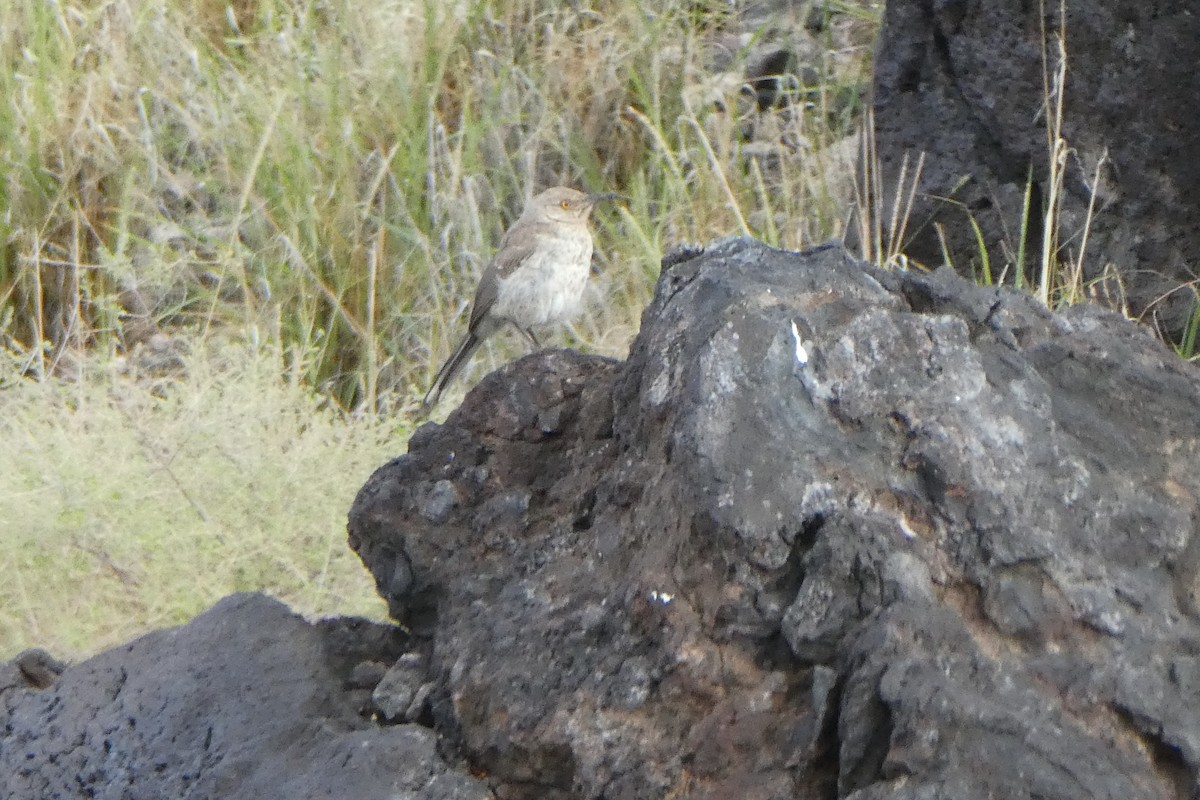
[870,0,1200,336]
[7,237,1199,799]
[350,238,1200,798]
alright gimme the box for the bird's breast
[492,230,594,327]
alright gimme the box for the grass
[0,0,874,409]
[0,339,395,660]
[0,0,879,658]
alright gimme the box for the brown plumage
[423,187,618,407]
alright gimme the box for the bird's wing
[468,264,500,332]
[467,224,549,331]
[493,221,553,277]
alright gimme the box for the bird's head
[531,187,621,223]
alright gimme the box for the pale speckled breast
[491,227,594,328]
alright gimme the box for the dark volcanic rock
[870,0,1200,335]
[350,238,1200,799]
[0,593,491,800]
[0,649,66,693]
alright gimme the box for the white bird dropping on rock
[791,320,808,366]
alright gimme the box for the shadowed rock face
[870,0,1200,336]
[350,238,1200,799]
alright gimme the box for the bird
[422,187,618,407]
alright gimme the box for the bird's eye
[560,200,570,209]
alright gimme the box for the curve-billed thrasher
[422,187,618,407]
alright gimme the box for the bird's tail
[422,331,481,408]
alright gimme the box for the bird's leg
[509,322,541,350]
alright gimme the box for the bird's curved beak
[586,191,624,207]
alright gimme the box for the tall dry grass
[1,0,877,410]
[0,339,395,659]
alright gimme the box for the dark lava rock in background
[0,593,490,800]
[350,238,1200,799]
[870,0,1200,336]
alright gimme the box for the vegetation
[0,340,395,658]
[0,0,874,408]
[0,0,877,658]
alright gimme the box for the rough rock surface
[0,593,490,800]
[7,237,1200,800]
[870,0,1200,334]
[350,238,1200,799]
